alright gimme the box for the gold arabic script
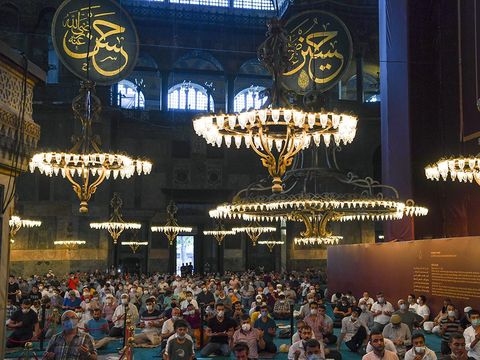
[61,5,129,77]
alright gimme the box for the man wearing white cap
[109,293,139,337]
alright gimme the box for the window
[47,37,59,84]
[233,0,274,10]
[176,236,194,275]
[170,0,228,6]
[366,94,381,103]
[117,80,145,109]
[168,82,214,111]
[234,86,267,112]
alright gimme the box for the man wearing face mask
[304,302,325,341]
[404,333,437,360]
[254,305,277,354]
[273,292,291,320]
[232,315,265,359]
[109,293,139,338]
[464,309,480,359]
[44,310,97,359]
[358,300,375,330]
[197,284,215,307]
[334,297,353,327]
[134,297,164,346]
[337,307,368,353]
[438,305,463,355]
[394,299,423,333]
[382,314,412,358]
[298,293,316,319]
[371,292,395,332]
[305,339,326,360]
[162,307,184,342]
[6,299,40,348]
[362,331,399,360]
[201,303,237,356]
[180,291,199,310]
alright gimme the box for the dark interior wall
[409,0,480,239]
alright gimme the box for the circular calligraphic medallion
[280,11,352,95]
[52,0,139,85]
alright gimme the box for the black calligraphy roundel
[51,0,139,86]
[281,11,353,95]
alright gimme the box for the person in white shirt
[366,337,398,354]
[291,320,316,343]
[180,291,199,310]
[337,307,368,353]
[371,292,394,332]
[464,309,480,360]
[362,331,399,360]
[358,299,375,331]
[415,296,430,328]
[361,292,375,310]
[407,294,418,314]
[404,333,437,360]
[288,325,324,360]
[110,293,139,337]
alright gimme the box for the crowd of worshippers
[4,270,480,360]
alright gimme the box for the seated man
[297,293,316,319]
[382,314,412,358]
[110,293,139,337]
[232,301,246,325]
[394,299,423,333]
[318,304,337,345]
[463,309,480,359]
[404,333,437,360]
[201,303,236,357]
[416,296,431,330]
[6,299,40,348]
[233,342,250,360]
[273,292,291,320]
[164,320,195,360]
[337,307,367,353]
[135,297,164,347]
[288,325,317,360]
[366,337,398,354]
[85,308,110,349]
[232,314,265,359]
[292,320,315,343]
[358,299,375,331]
[253,305,277,354]
[304,302,324,341]
[438,304,462,355]
[162,307,183,344]
[183,302,201,347]
[304,339,326,360]
[441,333,473,360]
[63,290,82,311]
[371,293,394,333]
[333,297,353,327]
[362,331,399,360]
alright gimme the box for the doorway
[176,235,194,275]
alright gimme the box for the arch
[234,85,267,112]
[116,79,145,110]
[173,51,223,72]
[341,72,379,101]
[238,58,270,76]
[136,52,159,70]
[0,3,20,32]
[168,81,214,111]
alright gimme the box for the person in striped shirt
[439,305,463,355]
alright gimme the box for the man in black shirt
[6,299,40,347]
[29,284,42,302]
[8,275,19,305]
[197,285,215,308]
[200,303,237,356]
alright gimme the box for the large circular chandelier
[194,109,357,193]
[9,216,42,244]
[29,81,152,213]
[151,201,193,246]
[90,193,141,244]
[231,222,277,246]
[425,157,480,185]
[203,229,236,245]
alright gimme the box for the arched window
[234,86,267,112]
[117,80,145,109]
[168,82,214,111]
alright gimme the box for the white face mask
[377,297,385,304]
[217,310,224,318]
[416,299,421,305]
[399,304,407,310]
[147,305,154,311]
[121,298,128,305]
[415,346,426,354]
[22,308,30,314]
[241,323,251,331]
[448,311,456,318]
[310,309,318,315]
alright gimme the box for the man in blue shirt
[253,305,277,353]
[86,308,109,347]
[63,290,82,311]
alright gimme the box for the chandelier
[9,216,41,244]
[294,235,343,246]
[121,241,148,253]
[203,229,236,245]
[258,240,284,252]
[192,18,357,194]
[193,110,357,193]
[90,193,141,244]
[425,157,480,185]
[231,222,277,246]
[54,240,86,250]
[151,201,193,246]
[29,81,152,213]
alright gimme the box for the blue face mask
[63,318,78,331]
[471,319,480,327]
[261,311,268,317]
